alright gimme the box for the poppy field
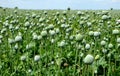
[0,8,120,76]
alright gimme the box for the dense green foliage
[0,8,120,76]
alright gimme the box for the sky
[0,0,120,10]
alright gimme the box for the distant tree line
[0,6,18,9]
[0,6,3,8]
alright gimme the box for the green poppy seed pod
[108,43,113,48]
[26,42,35,49]
[37,35,42,40]
[63,11,67,15]
[58,40,66,47]
[80,53,84,57]
[100,40,106,46]
[48,24,54,29]
[107,21,111,25]
[25,21,30,27]
[33,34,38,40]
[44,11,47,14]
[32,13,36,18]
[116,20,120,24]
[102,49,107,54]
[69,35,74,40]
[83,54,94,65]
[15,26,19,30]
[117,38,120,43]
[1,28,7,34]
[117,44,120,48]
[94,31,101,37]
[28,69,32,73]
[8,38,15,44]
[14,10,17,14]
[49,30,56,36]
[102,11,109,15]
[77,44,82,50]
[85,44,90,50]
[51,39,55,43]
[112,29,119,35]
[95,55,100,60]
[20,55,26,61]
[9,24,14,30]
[14,43,19,49]
[102,15,108,20]
[56,12,60,16]
[34,55,40,62]
[75,34,84,41]
[41,30,47,37]
[55,28,60,34]
[15,35,22,42]
[94,70,98,74]
[89,31,94,36]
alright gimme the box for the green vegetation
[0,8,120,76]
